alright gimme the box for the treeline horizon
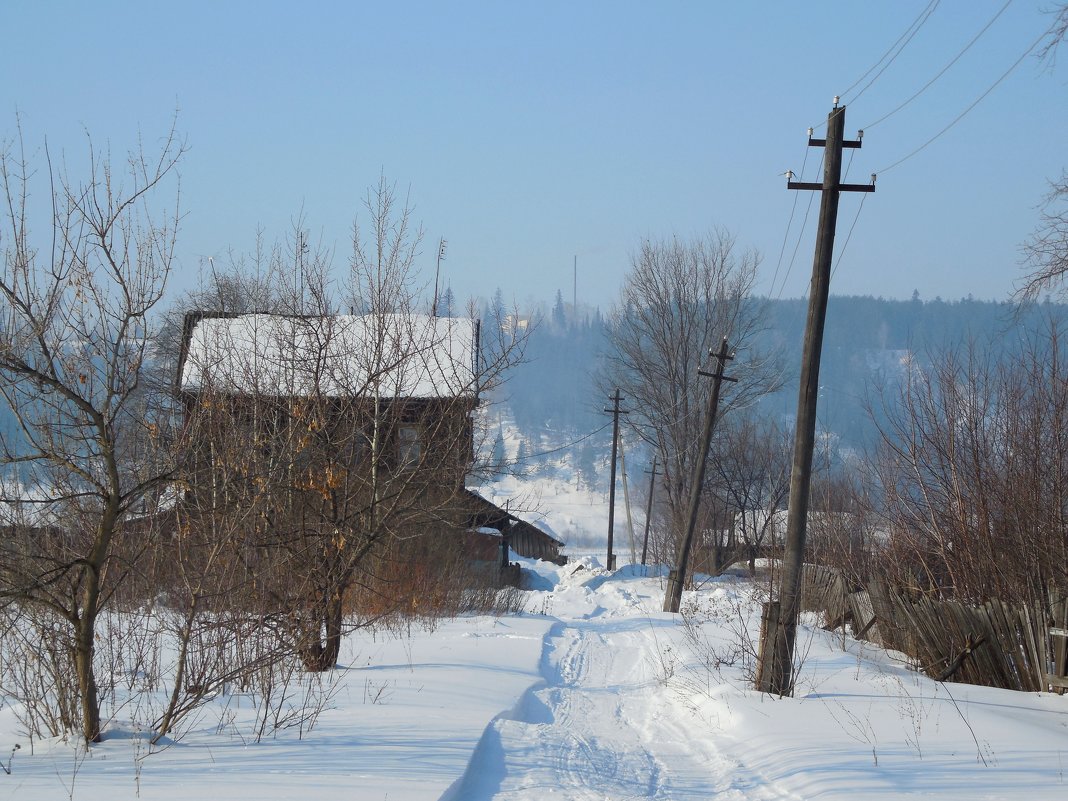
[496,291,1068,459]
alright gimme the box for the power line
[770,188,803,296]
[830,192,870,283]
[616,341,753,440]
[842,147,858,183]
[875,24,1046,175]
[508,421,612,464]
[863,0,1014,132]
[780,191,819,300]
[841,0,941,105]
[826,149,868,288]
[811,0,940,131]
[777,154,823,301]
[803,1,939,136]
[769,144,812,295]
[840,0,941,100]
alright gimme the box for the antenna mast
[573,255,577,318]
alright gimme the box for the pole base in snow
[663,569,681,613]
[755,600,793,695]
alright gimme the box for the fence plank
[791,565,1068,693]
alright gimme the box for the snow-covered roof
[180,313,479,399]
[464,488,566,546]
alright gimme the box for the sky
[2,0,1066,311]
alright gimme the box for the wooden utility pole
[641,457,660,566]
[431,237,447,316]
[664,337,736,613]
[756,101,874,694]
[604,389,628,571]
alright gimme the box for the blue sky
[2,1,1066,310]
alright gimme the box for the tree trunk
[153,597,198,744]
[299,588,345,672]
[322,592,344,668]
[74,605,102,743]
[76,503,119,743]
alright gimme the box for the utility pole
[604,389,628,571]
[641,457,660,566]
[431,237,447,316]
[664,337,736,613]
[756,101,874,695]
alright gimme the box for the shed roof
[463,489,565,547]
[179,313,479,399]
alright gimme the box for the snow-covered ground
[3,553,1067,800]
[476,416,636,553]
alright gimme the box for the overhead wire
[788,3,1025,301]
[769,187,802,295]
[777,154,823,300]
[508,421,612,464]
[874,23,1047,176]
[810,0,941,132]
[843,0,942,106]
[509,368,736,469]
[768,144,812,295]
[842,147,858,183]
[790,3,1020,294]
[827,147,866,285]
[839,0,940,100]
[830,193,870,283]
[863,0,1014,132]
[779,1,942,297]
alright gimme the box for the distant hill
[497,294,1068,465]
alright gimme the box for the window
[397,425,422,469]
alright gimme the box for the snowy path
[443,568,786,801]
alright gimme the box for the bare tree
[1015,4,1068,299]
[805,471,880,588]
[871,325,1068,607]
[1038,4,1068,64]
[603,230,780,569]
[1018,171,1068,302]
[0,119,183,742]
[707,415,793,573]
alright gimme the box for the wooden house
[174,311,564,587]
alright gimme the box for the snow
[474,418,626,552]
[4,553,1067,800]
[180,313,478,398]
[479,471,613,552]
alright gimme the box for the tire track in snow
[442,592,791,801]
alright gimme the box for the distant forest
[490,292,1068,463]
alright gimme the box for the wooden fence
[800,565,1068,693]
